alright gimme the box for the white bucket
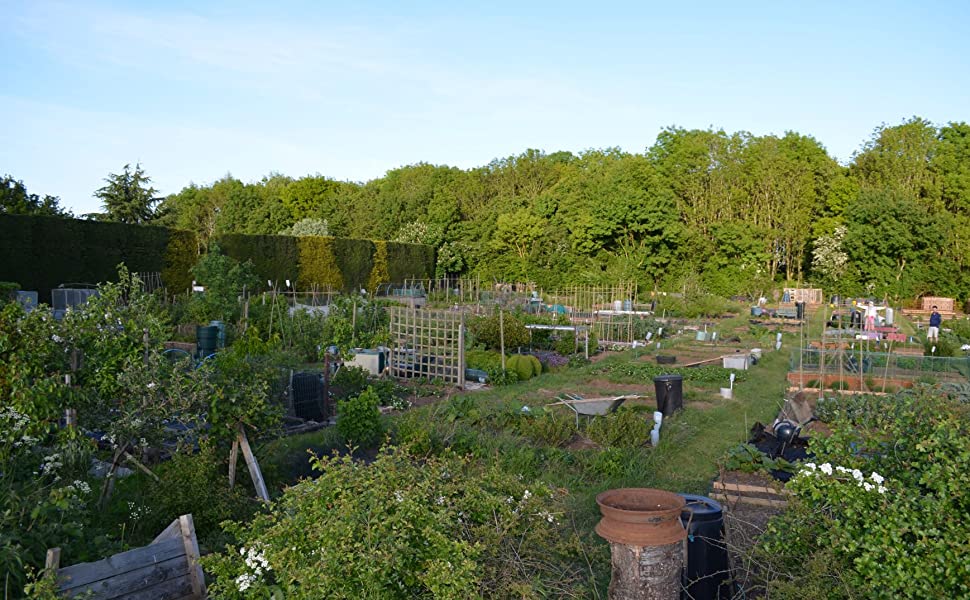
[613,300,623,311]
[750,348,763,360]
[720,387,733,399]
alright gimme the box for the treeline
[150,117,967,302]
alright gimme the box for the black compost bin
[290,372,326,421]
[679,493,731,600]
[653,374,683,416]
[196,325,219,359]
[795,301,806,320]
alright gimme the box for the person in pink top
[864,301,881,332]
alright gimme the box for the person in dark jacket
[928,306,942,343]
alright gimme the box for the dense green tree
[92,163,159,224]
[851,117,941,201]
[935,122,970,214]
[280,176,356,234]
[149,116,970,303]
[0,175,69,216]
[843,189,952,300]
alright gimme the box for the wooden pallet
[711,475,789,509]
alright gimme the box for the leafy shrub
[720,443,793,474]
[470,311,530,352]
[516,409,575,447]
[203,446,587,598]
[331,365,404,407]
[585,408,650,448]
[755,388,970,598]
[336,387,385,447]
[507,354,535,381]
[554,329,598,356]
[188,244,260,323]
[484,366,520,386]
[946,317,970,341]
[465,349,505,372]
[526,354,542,376]
[0,281,18,304]
[331,364,370,399]
[204,329,286,439]
[104,441,256,549]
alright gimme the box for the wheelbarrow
[548,393,638,427]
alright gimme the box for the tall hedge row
[0,215,433,301]
[216,233,433,292]
[386,241,436,283]
[0,214,197,303]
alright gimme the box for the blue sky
[2,0,968,215]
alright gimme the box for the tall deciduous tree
[93,163,159,224]
[851,117,941,202]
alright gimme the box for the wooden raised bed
[46,514,205,599]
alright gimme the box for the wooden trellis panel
[545,282,637,313]
[783,288,823,305]
[388,307,465,386]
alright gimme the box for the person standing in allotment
[864,301,879,332]
[928,306,942,343]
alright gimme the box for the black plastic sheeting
[748,422,811,482]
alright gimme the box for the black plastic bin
[196,325,219,359]
[795,301,806,320]
[653,374,683,416]
[290,372,327,421]
[678,493,731,600]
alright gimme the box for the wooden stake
[228,438,240,488]
[237,425,270,502]
[499,309,506,372]
[45,547,60,573]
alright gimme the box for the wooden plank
[57,538,185,591]
[237,425,271,502]
[711,492,788,508]
[124,452,160,482]
[179,514,206,599]
[151,519,181,545]
[107,573,196,600]
[713,480,788,496]
[678,355,729,368]
[63,555,188,599]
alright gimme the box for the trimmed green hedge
[218,234,299,286]
[217,233,432,292]
[0,216,432,300]
[386,241,436,284]
[0,214,198,303]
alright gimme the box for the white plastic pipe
[650,412,663,447]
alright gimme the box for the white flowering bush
[204,445,588,598]
[0,407,92,594]
[757,387,970,598]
